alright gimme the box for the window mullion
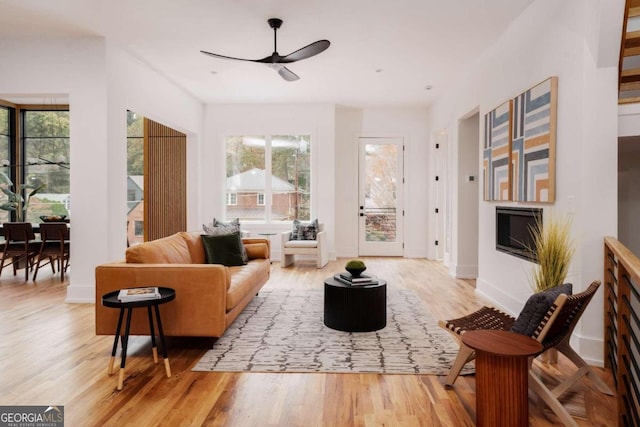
[265,135,272,223]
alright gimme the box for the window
[20,109,71,222]
[0,105,13,223]
[225,135,311,222]
[227,192,237,205]
[0,104,70,223]
[127,111,144,245]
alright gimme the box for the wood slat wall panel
[144,119,187,241]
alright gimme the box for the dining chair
[0,222,40,281]
[33,222,70,281]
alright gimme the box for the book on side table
[334,273,378,286]
[118,287,161,302]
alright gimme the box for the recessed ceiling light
[375,69,384,73]
[210,71,218,75]
[425,85,433,91]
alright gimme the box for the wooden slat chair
[33,222,70,281]
[439,281,613,427]
[0,222,40,281]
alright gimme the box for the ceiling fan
[201,18,330,82]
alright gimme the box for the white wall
[0,38,204,302]
[334,107,430,258]
[335,106,363,257]
[426,0,622,365]
[203,104,336,260]
[0,38,108,302]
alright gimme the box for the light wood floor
[0,258,616,426]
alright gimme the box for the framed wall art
[483,99,513,201]
[511,76,557,203]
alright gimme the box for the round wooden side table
[462,329,543,427]
[102,287,176,390]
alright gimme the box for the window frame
[0,101,69,222]
[222,132,315,225]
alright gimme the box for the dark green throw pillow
[201,232,246,267]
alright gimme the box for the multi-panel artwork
[483,76,557,203]
[483,100,512,201]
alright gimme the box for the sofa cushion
[126,233,193,264]
[203,219,249,263]
[213,217,240,228]
[179,232,206,264]
[226,259,270,310]
[290,218,319,240]
[284,240,318,248]
[510,283,573,336]
[201,232,247,267]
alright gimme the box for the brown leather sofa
[95,231,270,338]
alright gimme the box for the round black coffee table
[102,287,176,390]
[324,276,387,332]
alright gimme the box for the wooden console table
[462,330,543,427]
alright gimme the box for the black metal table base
[102,287,175,390]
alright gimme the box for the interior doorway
[358,137,404,256]
[455,111,480,278]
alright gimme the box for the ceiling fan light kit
[201,18,330,81]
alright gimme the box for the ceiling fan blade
[200,50,259,62]
[281,40,330,63]
[278,66,300,81]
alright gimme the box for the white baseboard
[573,334,605,367]
[452,264,477,279]
[65,284,95,303]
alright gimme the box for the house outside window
[225,135,311,223]
[134,220,143,236]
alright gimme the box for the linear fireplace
[496,207,542,262]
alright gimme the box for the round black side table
[102,287,176,390]
[324,276,387,332]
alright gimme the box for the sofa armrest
[95,262,230,337]
[316,230,328,268]
[241,238,270,260]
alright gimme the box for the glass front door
[358,137,404,256]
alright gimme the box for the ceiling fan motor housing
[268,18,283,29]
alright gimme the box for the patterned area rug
[193,289,474,375]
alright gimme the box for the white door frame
[358,137,404,256]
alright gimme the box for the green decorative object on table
[345,259,366,277]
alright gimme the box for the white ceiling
[0,0,534,108]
